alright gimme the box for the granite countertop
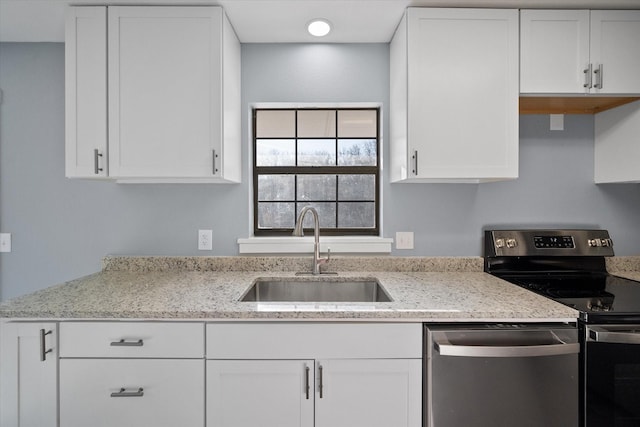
[0,256,581,322]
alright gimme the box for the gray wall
[1,42,639,300]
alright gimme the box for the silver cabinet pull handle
[594,64,603,89]
[94,149,103,175]
[40,329,53,362]
[110,339,144,347]
[411,150,418,175]
[318,364,324,399]
[110,387,144,398]
[304,365,310,400]
[212,149,219,174]
[583,64,593,89]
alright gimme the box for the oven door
[585,325,640,427]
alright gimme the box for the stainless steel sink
[240,277,392,302]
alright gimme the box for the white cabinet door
[315,359,422,427]
[104,6,240,182]
[206,360,315,427]
[108,6,219,179]
[520,10,590,93]
[65,6,108,178]
[391,8,519,182]
[60,359,204,427]
[0,321,57,427]
[595,99,640,183]
[590,10,640,94]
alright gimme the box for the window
[253,107,380,236]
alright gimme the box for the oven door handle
[434,336,580,358]
[588,326,640,344]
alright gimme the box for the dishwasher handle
[588,326,640,344]
[433,333,580,358]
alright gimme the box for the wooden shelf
[519,96,640,114]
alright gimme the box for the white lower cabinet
[58,321,205,427]
[60,359,204,427]
[207,360,315,427]
[0,321,58,427]
[207,358,421,427]
[205,323,423,427]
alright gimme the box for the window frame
[252,107,381,237]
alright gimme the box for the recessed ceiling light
[307,19,331,37]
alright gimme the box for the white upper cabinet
[390,8,519,183]
[595,99,640,183]
[590,11,640,94]
[65,7,108,178]
[520,10,590,94]
[65,6,241,183]
[521,10,640,94]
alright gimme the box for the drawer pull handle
[110,339,144,347]
[110,387,144,398]
[40,329,53,362]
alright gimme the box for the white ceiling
[1,0,640,43]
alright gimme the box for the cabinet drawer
[60,359,204,427]
[60,322,204,358]
[207,322,422,359]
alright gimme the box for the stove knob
[588,239,602,247]
[506,238,517,248]
[495,239,505,248]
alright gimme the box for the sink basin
[240,277,392,303]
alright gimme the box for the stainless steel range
[485,229,640,427]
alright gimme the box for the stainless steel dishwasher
[424,324,579,427]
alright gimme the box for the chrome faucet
[293,206,330,275]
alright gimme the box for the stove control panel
[485,229,615,257]
[534,235,574,249]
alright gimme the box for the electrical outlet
[0,233,12,253]
[395,232,414,250]
[198,229,213,251]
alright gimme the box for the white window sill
[237,236,393,254]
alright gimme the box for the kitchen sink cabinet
[0,321,58,427]
[521,10,640,95]
[207,359,315,427]
[65,6,241,183]
[207,358,421,427]
[390,8,519,183]
[205,323,422,427]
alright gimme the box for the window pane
[256,110,295,137]
[338,175,375,200]
[338,139,377,166]
[298,110,336,138]
[338,110,377,137]
[256,139,295,166]
[338,202,375,228]
[297,175,336,201]
[296,203,336,228]
[258,175,295,201]
[298,139,336,166]
[258,202,295,229]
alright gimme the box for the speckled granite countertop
[0,256,582,322]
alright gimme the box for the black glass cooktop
[496,273,640,322]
